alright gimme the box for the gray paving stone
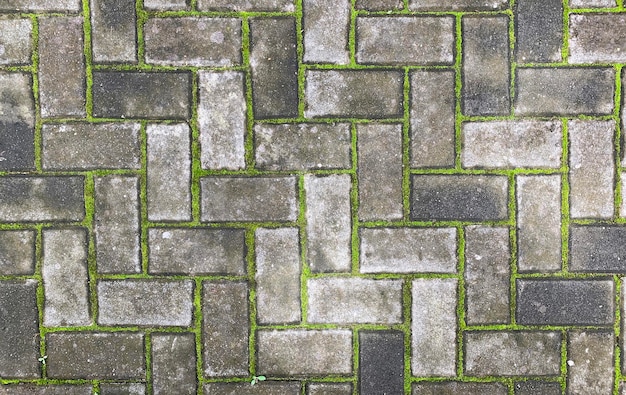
[204,383,301,395]
[357,123,403,221]
[198,0,294,11]
[307,383,353,395]
[359,331,404,395]
[515,0,563,62]
[304,174,351,272]
[99,383,145,395]
[91,0,137,63]
[357,16,454,65]
[0,72,34,171]
[201,176,298,222]
[569,120,615,219]
[42,123,141,170]
[149,228,246,275]
[147,123,191,221]
[255,123,351,171]
[257,329,352,376]
[46,332,145,379]
[143,0,187,10]
[570,14,626,63]
[413,382,508,395]
[567,331,614,394]
[307,277,403,324]
[410,70,455,168]
[515,67,615,116]
[97,280,194,326]
[92,71,191,119]
[145,17,241,66]
[199,71,246,170]
[465,331,561,376]
[465,226,510,325]
[151,333,197,395]
[255,227,301,324]
[516,279,614,325]
[409,0,508,10]
[410,175,509,221]
[305,70,404,118]
[0,19,32,65]
[0,230,35,275]
[412,278,457,376]
[250,18,298,119]
[0,0,81,11]
[0,385,92,395]
[514,381,561,395]
[0,280,39,378]
[356,0,402,9]
[202,281,249,377]
[570,0,615,6]
[303,0,350,64]
[570,226,626,272]
[360,227,457,273]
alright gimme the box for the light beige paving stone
[0,230,35,275]
[90,0,137,63]
[151,333,197,395]
[204,382,301,394]
[570,0,615,6]
[198,0,294,11]
[303,0,350,64]
[307,383,353,394]
[143,0,187,9]
[356,0,402,9]
[569,14,626,63]
[409,0,508,10]
[0,0,81,11]
[567,331,614,394]
[100,384,145,395]
[0,19,32,65]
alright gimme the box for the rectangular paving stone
[465,331,561,376]
[303,0,350,64]
[413,382,508,395]
[204,383,301,395]
[91,0,137,63]
[307,383,352,394]
[360,227,457,273]
[357,16,454,65]
[257,329,352,376]
[357,123,403,221]
[515,67,615,116]
[149,228,246,275]
[198,0,294,11]
[144,0,187,9]
[147,123,191,221]
[42,123,141,170]
[462,16,510,116]
[255,227,301,324]
[199,71,246,170]
[92,71,191,119]
[568,331,614,394]
[255,123,351,171]
[151,333,197,395]
[0,280,39,378]
[46,332,145,379]
[570,0,616,6]
[0,19,32,65]
[307,277,403,324]
[515,0,563,62]
[97,280,194,326]
[359,331,404,395]
[516,279,614,325]
[0,385,92,395]
[39,17,85,117]
[0,230,35,275]
[412,278,457,376]
[201,176,297,222]
[250,18,298,119]
[0,0,81,11]
[570,226,626,272]
[570,14,626,63]
[305,70,404,118]
[42,229,90,327]
[410,175,509,221]
[356,0,402,9]
[515,381,561,395]
[304,174,351,272]
[0,72,35,171]
[202,281,249,377]
[409,0,508,10]
[100,384,145,395]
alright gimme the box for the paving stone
[99,383,145,395]
[514,381,561,395]
[0,230,35,275]
[201,176,298,222]
[0,280,39,378]
[412,278,457,376]
[357,16,454,65]
[257,329,352,376]
[149,228,246,275]
[360,227,457,273]
[570,0,615,6]
[307,383,353,395]
[0,19,32,65]
[303,0,350,64]
[91,0,137,63]
[515,0,563,62]
[42,229,90,327]
[0,385,92,395]
[570,226,626,272]
[567,331,614,394]
[516,279,614,325]
[97,280,194,326]
[305,70,404,118]
[202,281,249,377]
[151,333,197,395]
[143,0,187,10]
[413,382,508,395]
[39,17,85,118]
[307,277,403,324]
[92,71,191,119]
[359,331,404,395]
[304,174,351,272]
[410,175,509,221]
[517,175,562,272]
[42,123,141,170]
[357,123,403,221]
[199,71,246,170]
[145,17,241,66]
[0,72,34,171]
[255,123,351,171]
[569,120,615,219]
[198,0,294,11]
[356,0,402,9]
[409,0,508,10]
[464,331,561,376]
[462,16,510,116]
[255,227,301,324]
[462,120,562,168]
[570,14,626,63]
[0,0,81,11]
[46,332,145,379]
[410,70,455,168]
[204,382,301,395]
[465,226,510,325]
[515,67,615,116]
[147,123,191,221]
[250,18,298,119]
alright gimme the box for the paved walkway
[0,0,625,394]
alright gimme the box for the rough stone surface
[151,333,197,395]
[567,331,614,394]
[413,382,508,395]
[0,230,35,275]
[0,72,35,171]
[570,226,626,272]
[570,0,615,6]
[0,0,80,10]
[91,0,137,63]
[144,0,187,9]
[514,381,561,395]
[303,0,350,64]
[359,331,404,395]
[570,14,626,63]
[203,383,301,395]
[99,384,145,395]
[0,19,32,65]
[515,0,563,62]
[356,0,402,9]
[409,0,508,10]
[198,0,294,11]
[307,383,353,394]
[0,386,92,395]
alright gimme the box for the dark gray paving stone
[99,383,145,395]
[92,71,191,119]
[144,0,187,10]
[570,226,626,272]
[0,230,35,275]
[151,333,197,395]
[307,383,353,394]
[0,280,39,378]
[567,331,614,394]
[91,0,137,63]
[515,0,563,63]
[204,382,301,395]
[514,381,561,395]
[409,0,508,10]
[516,279,614,325]
[303,0,350,64]
[413,382,508,395]
[359,331,404,395]
[0,73,34,171]
[198,0,294,11]
[250,17,298,119]
[356,0,402,10]
[0,19,32,65]
[570,14,626,63]
[0,0,81,11]
[0,385,92,395]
